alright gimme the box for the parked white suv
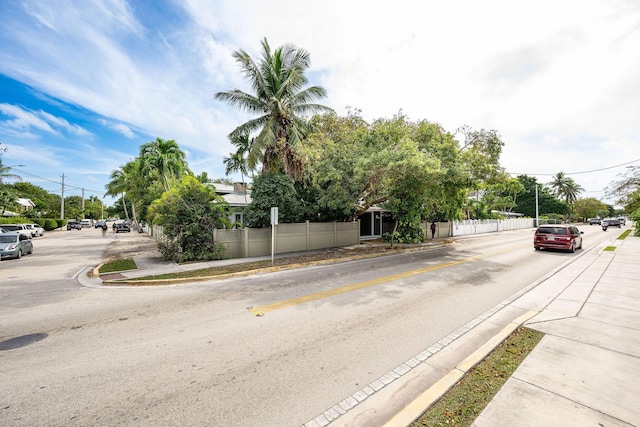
[0,224,33,236]
[26,223,45,237]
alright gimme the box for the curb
[100,242,451,286]
[381,310,538,427]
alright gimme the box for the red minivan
[534,225,583,253]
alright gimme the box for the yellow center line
[250,244,528,316]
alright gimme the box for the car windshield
[538,227,567,235]
[0,235,18,243]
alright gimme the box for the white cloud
[1,0,639,203]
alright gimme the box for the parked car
[80,219,94,228]
[0,224,33,236]
[25,223,45,237]
[0,232,34,260]
[589,218,601,225]
[114,222,131,233]
[94,220,106,228]
[67,221,82,230]
[534,225,583,253]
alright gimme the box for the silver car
[0,232,34,260]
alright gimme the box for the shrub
[631,208,640,236]
[44,219,59,230]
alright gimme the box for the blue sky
[1,0,639,207]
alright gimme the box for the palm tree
[223,151,248,184]
[105,166,131,221]
[548,172,584,204]
[139,138,188,192]
[0,187,17,216]
[215,38,333,180]
[548,172,584,221]
[0,160,22,184]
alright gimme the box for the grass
[603,246,617,252]
[411,326,544,427]
[618,229,631,240]
[99,258,138,274]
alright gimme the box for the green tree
[64,195,83,219]
[215,38,333,179]
[483,175,526,215]
[548,172,584,207]
[244,173,304,227]
[548,172,584,222]
[139,138,188,192]
[572,198,608,222]
[105,165,132,221]
[514,175,569,218]
[0,187,18,216]
[149,176,229,262]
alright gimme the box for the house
[17,198,35,211]
[213,182,251,226]
[2,198,35,216]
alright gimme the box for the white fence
[447,218,535,237]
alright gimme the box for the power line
[12,169,106,195]
[508,157,640,176]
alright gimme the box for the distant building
[2,198,35,216]
[213,182,251,227]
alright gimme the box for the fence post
[243,227,249,258]
[306,220,310,251]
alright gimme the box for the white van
[80,219,93,228]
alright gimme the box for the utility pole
[60,173,65,219]
[81,188,85,218]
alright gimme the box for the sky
[1,0,639,208]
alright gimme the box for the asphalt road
[0,224,616,426]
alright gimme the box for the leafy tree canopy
[244,173,304,227]
[149,176,229,262]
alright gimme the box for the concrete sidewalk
[472,234,640,426]
[379,233,639,427]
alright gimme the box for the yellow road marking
[250,244,527,316]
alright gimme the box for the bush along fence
[148,221,361,259]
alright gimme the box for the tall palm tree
[0,160,22,184]
[548,172,584,221]
[215,38,333,180]
[223,151,248,184]
[105,167,130,221]
[548,172,584,204]
[139,138,188,192]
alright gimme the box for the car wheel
[28,246,33,255]
[570,243,575,253]
[534,246,541,251]
[16,249,22,259]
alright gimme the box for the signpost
[270,207,278,265]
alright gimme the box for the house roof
[222,193,252,207]
[17,198,35,208]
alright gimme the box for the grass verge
[99,258,138,274]
[618,229,631,240]
[411,326,544,427]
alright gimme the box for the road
[0,224,618,426]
